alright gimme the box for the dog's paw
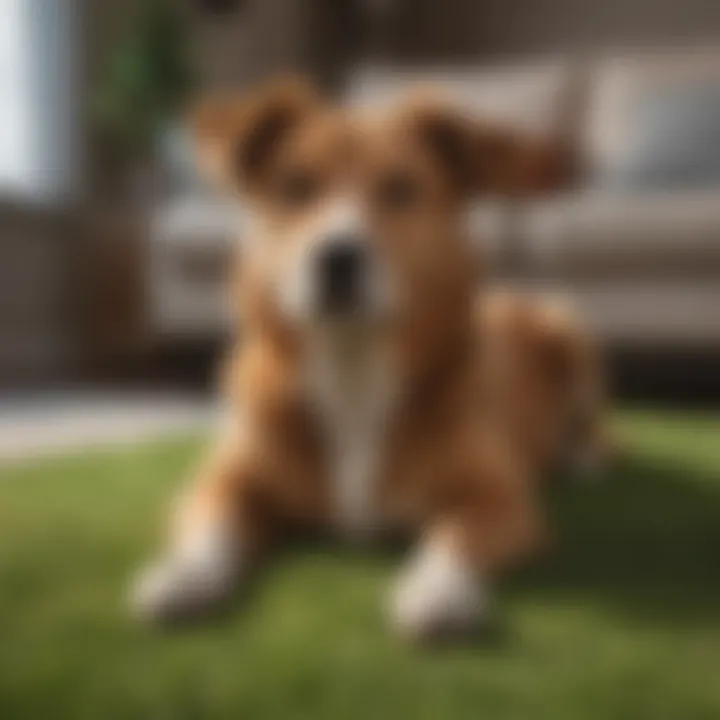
[130,528,240,623]
[130,554,237,623]
[389,542,485,640]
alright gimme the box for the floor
[0,391,217,464]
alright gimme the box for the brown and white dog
[131,80,596,638]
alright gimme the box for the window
[0,0,79,203]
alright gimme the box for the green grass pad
[1,411,719,719]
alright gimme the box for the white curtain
[0,0,80,204]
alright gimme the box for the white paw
[129,558,231,622]
[130,528,239,622]
[389,541,486,639]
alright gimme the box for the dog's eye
[375,172,421,211]
[277,170,319,206]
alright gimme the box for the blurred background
[2,4,720,718]
[1,0,720,457]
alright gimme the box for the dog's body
[132,81,603,638]
[480,288,607,480]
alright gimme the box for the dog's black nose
[316,236,367,316]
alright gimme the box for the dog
[131,80,581,638]
[479,288,608,482]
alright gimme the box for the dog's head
[191,79,558,343]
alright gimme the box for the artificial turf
[1,410,719,719]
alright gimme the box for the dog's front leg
[390,470,543,639]
[131,434,269,623]
[390,521,485,639]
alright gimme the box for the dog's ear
[189,78,319,192]
[473,122,571,196]
[405,97,568,198]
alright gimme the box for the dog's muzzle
[314,234,368,317]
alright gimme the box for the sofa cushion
[615,84,720,189]
[149,198,243,337]
[517,279,720,347]
[585,48,720,190]
[518,189,720,279]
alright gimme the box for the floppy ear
[474,122,572,196]
[406,98,569,198]
[188,78,319,192]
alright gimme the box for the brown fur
[148,81,595,621]
[479,289,608,479]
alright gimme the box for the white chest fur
[304,329,398,539]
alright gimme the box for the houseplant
[95,0,196,202]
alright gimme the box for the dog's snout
[316,235,367,316]
[320,237,364,283]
